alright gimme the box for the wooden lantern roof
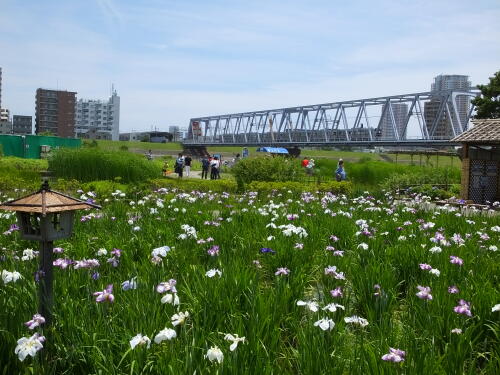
[0,181,101,216]
[452,119,500,144]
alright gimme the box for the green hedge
[231,156,303,185]
[247,180,352,195]
[149,178,239,193]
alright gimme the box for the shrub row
[48,148,161,183]
[247,180,352,195]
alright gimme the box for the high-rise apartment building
[12,115,32,134]
[0,67,3,110]
[378,103,408,140]
[35,89,77,137]
[424,75,471,139]
[75,89,120,140]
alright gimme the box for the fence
[0,135,81,159]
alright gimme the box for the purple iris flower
[450,256,464,266]
[93,284,114,303]
[260,248,276,254]
[330,287,343,298]
[453,299,472,316]
[448,285,459,294]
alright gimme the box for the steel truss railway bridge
[184,90,479,148]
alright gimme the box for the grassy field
[0,184,499,374]
[94,139,462,167]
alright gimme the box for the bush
[0,157,48,192]
[247,180,352,195]
[231,157,303,188]
[380,168,460,192]
[48,148,161,183]
[149,178,238,193]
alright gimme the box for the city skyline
[0,0,499,133]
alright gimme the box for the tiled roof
[452,119,500,143]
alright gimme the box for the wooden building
[453,119,500,204]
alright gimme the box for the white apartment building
[75,89,120,140]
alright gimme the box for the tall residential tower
[424,75,471,139]
[35,88,77,138]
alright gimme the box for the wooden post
[39,240,54,325]
[39,217,54,326]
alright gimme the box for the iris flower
[296,300,319,312]
[24,314,45,330]
[314,318,335,331]
[260,248,276,254]
[121,277,137,291]
[416,285,432,300]
[171,311,189,326]
[454,300,472,316]
[130,334,151,349]
[2,270,22,284]
[93,284,114,303]
[344,315,369,327]
[381,348,405,362]
[14,333,45,361]
[205,346,224,363]
[330,287,343,298]
[205,269,222,278]
[154,328,177,343]
[224,334,246,351]
[275,267,290,276]
[450,256,464,266]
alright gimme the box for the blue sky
[0,0,499,132]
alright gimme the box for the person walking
[335,159,347,181]
[201,156,210,179]
[175,153,184,178]
[184,155,192,177]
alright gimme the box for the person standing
[175,153,184,178]
[201,156,210,179]
[335,159,347,181]
[184,155,192,177]
[210,156,220,180]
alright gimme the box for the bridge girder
[186,90,479,147]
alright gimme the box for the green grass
[0,157,48,191]
[96,140,183,151]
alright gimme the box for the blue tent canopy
[256,147,289,154]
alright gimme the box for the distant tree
[472,70,500,119]
[166,133,174,142]
[39,131,54,137]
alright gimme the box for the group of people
[172,153,193,178]
[302,156,346,181]
[201,155,221,180]
[163,153,221,180]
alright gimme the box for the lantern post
[0,180,100,325]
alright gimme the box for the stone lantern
[0,181,100,324]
